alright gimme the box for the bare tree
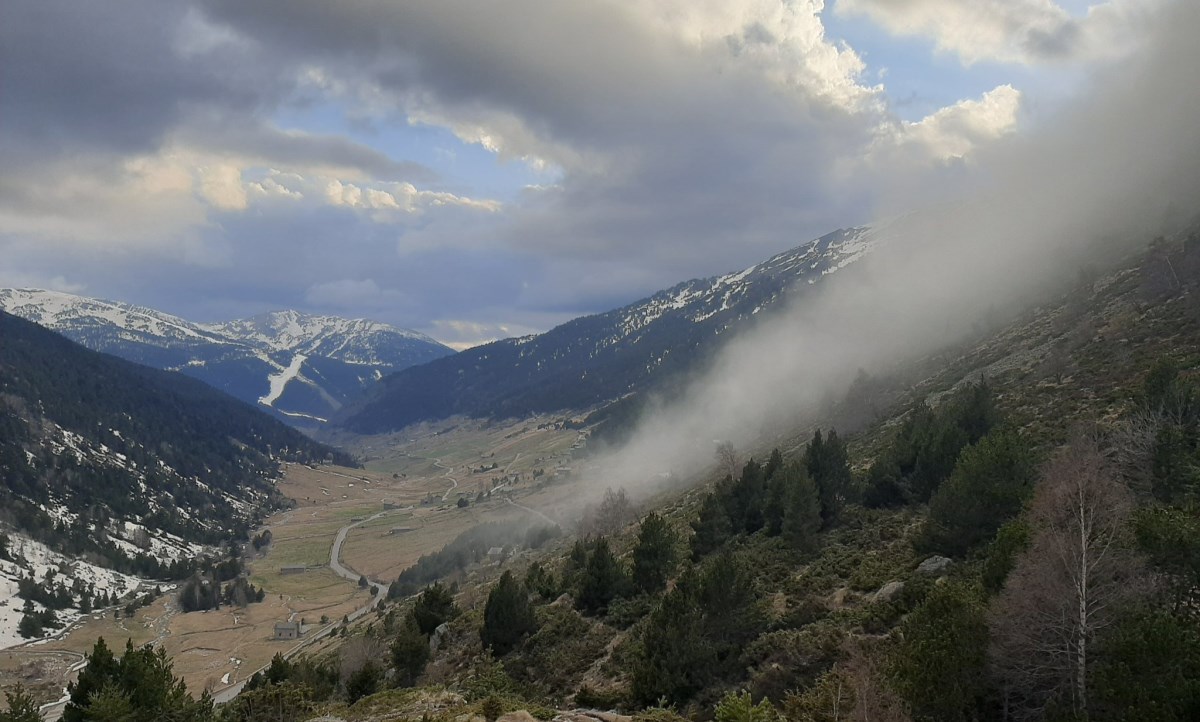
[842,640,912,722]
[716,440,739,479]
[988,434,1145,720]
[580,487,636,536]
[339,632,387,683]
[1109,407,1163,494]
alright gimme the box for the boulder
[497,712,539,722]
[872,580,905,603]
[917,555,953,576]
[430,621,451,652]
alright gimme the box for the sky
[0,0,1174,350]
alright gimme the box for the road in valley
[211,503,397,705]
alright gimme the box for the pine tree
[631,570,716,706]
[481,571,536,656]
[690,492,732,561]
[64,637,118,722]
[412,582,459,636]
[780,462,821,553]
[632,512,678,594]
[892,582,988,722]
[390,616,430,687]
[698,553,761,652]
[804,429,851,528]
[344,661,381,703]
[729,459,766,533]
[577,538,628,614]
[0,684,42,722]
[921,428,1035,557]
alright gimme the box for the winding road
[434,458,459,501]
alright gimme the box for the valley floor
[0,414,592,713]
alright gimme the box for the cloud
[835,0,1162,66]
[882,84,1023,162]
[324,179,501,213]
[426,319,545,351]
[0,0,1180,341]
[199,164,248,210]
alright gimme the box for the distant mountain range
[0,290,455,425]
[337,226,879,433]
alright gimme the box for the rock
[430,621,451,652]
[873,580,905,603]
[497,712,539,722]
[917,555,953,576]
[550,593,574,608]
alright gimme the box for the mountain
[0,290,455,425]
[0,310,349,573]
[338,227,877,433]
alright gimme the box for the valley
[0,415,591,715]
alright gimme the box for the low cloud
[576,0,1200,508]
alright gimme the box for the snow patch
[259,354,307,407]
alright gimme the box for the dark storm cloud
[0,1,433,180]
[198,0,886,304]
[0,2,265,161]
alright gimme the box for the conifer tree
[804,429,851,527]
[631,570,716,706]
[780,462,821,552]
[0,684,41,722]
[412,582,459,636]
[577,538,628,614]
[391,616,431,687]
[481,571,536,656]
[691,492,732,561]
[632,512,678,594]
[921,428,1035,557]
[729,459,767,533]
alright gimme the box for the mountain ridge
[337,226,878,433]
[0,289,455,425]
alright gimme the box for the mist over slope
[576,0,1200,502]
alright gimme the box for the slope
[0,310,351,572]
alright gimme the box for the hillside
[0,290,455,426]
[0,310,349,570]
[152,231,1200,722]
[338,227,875,433]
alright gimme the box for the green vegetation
[481,571,537,656]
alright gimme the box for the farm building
[280,565,307,575]
[274,621,301,640]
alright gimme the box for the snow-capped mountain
[0,290,454,425]
[338,226,880,433]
